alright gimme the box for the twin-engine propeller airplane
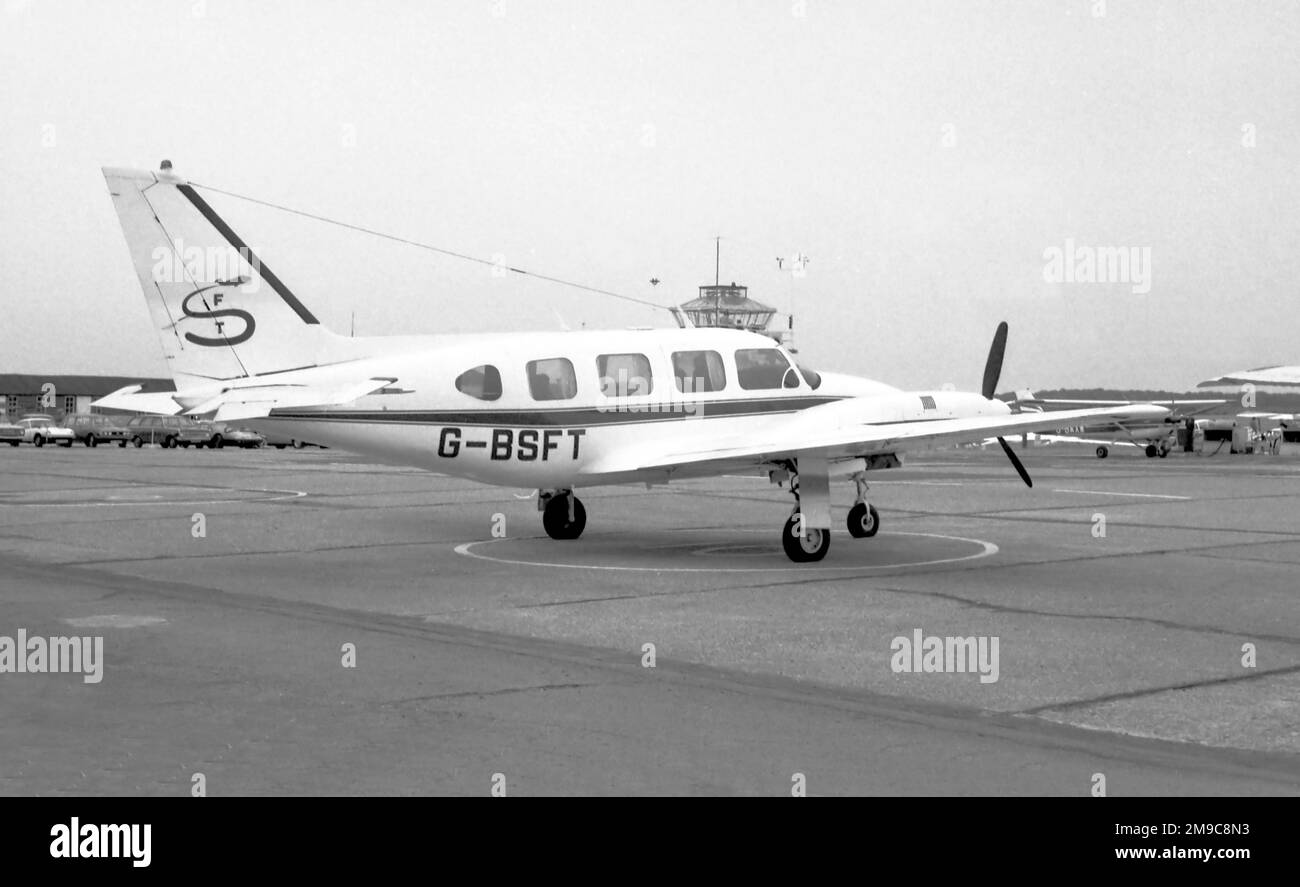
[1011,391,1224,459]
[98,163,1167,562]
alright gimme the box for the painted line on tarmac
[454,531,998,573]
[0,489,308,507]
[1053,489,1190,500]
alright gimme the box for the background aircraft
[1011,391,1224,458]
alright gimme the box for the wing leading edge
[596,402,1171,475]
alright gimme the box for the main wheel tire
[86,434,97,447]
[782,511,830,562]
[847,502,880,538]
[33,435,44,447]
[1144,444,1158,458]
[542,494,587,540]
[1096,446,1108,459]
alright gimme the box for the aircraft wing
[1019,397,1223,417]
[1198,366,1300,388]
[1033,434,1143,448]
[595,402,1169,474]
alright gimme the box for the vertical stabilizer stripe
[177,184,320,325]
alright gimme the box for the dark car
[124,415,211,448]
[204,422,265,449]
[261,429,325,449]
[65,413,131,447]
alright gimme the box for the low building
[0,374,174,421]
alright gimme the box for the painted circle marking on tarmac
[454,531,998,573]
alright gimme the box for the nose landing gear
[846,472,880,539]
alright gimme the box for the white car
[17,415,76,447]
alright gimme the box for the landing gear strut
[777,465,831,563]
[541,489,586,540]
[846,472,880,538]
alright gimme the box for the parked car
[0,421,22,446]
[64,413,131,447]
[17,415,76,447]
[204,422,265,449]
[124,415,210,448]
[261,429,325,449]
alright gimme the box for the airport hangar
[0,374,173,421]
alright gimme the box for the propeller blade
[997,435,1033,487]
[981,321,1009,400]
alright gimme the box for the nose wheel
[847,502,880,538]
[541,490,586,540]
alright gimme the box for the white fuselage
[238,326,1001,488]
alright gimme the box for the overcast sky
[2,0,1297,390]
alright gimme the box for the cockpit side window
[597,353,653,397]
[735,348,795,390]
[671,350,726,393]
[527,357,577,401]
[455,365,503,401]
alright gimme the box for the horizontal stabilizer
[91,385,184,415]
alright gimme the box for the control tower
[679,281,794,349]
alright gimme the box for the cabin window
[527,357,577,401]
[671,350,726,393]
[597,353,653,397]
[735,348,795,390]
[798,365,822,390]
[455,364,503,401]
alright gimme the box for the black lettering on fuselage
[517,429,539,461]
[542,429,561,460]
[443,427,587,460]
[490,428,513,460]
[567,428,586,459]
[438,427,461,457]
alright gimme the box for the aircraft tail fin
[103,162,342,389]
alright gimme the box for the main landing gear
[540,489,586,540]
[782,510,830,562]
[777,466,882,563]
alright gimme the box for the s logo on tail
[180,283,256,346]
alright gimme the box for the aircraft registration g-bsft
[97,162,1167,562]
